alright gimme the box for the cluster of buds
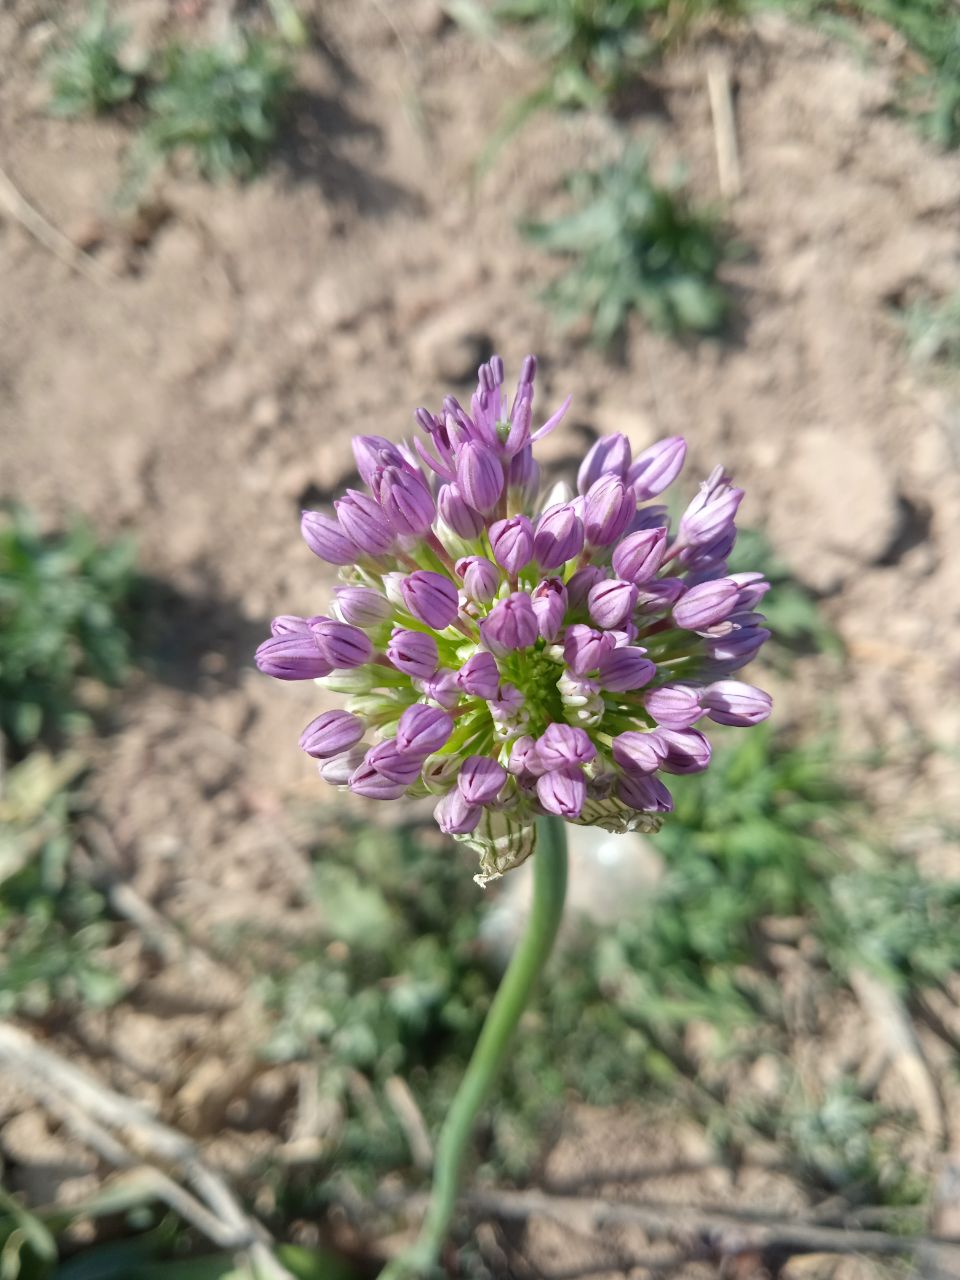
[256,355,772,884]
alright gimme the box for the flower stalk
[381,813,568,1279]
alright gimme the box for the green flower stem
[381,815,569,1279]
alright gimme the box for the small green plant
[0,507,137,754]
[900,291,960,366]
[137,33,294,183]
[0,753,124,1017]
[523,146,729,344]
[47,3,136,119]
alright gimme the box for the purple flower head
[612,731,666,776]
[311,618,374,669]
[299,710,365,759]
[335,586,393,629]
[435,789,481,835]
[438,483,485,539]
[701,681,772,726]
[644,684,703,730]
[597,646,656,692]
[480,592,539,655]
[255,633,332,681]
[301,511,359,566]
[534,503,584,570]
[335,489,395,557]
[401,571,460,630]
[531,577,568,642]
[458,651,501,699]
[536,723,596,770]
[612,527,668,584]
[459,755,507,805]
[678,466,744,548]
[457,556,500,604]
[396,703,454,754]
[259,356,771,878]
[373,465,435,537]
[628,436,687,501]
[577,433,631,494]
[654,727,712,774]
[489,515,534,575]
[537,767,586,818]
[588,578,639,629]
[457,441,504,513]
[566,564,605,609]
[386,627,438,679]
[563,624,617,676]
[672,578,740,632]
[583,475,635,548]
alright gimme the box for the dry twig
[706,59,741,199]
[0,164,114,285]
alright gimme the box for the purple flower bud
[678,527,736,574]
[299,710,365,759]
[401,571,460,630]
[489,682,524,717]
[627,436,687,500]
[480,592,539,655]
[311,619,373,669]
[534,503,584,570]
[373,465,435,536]
[612,731,666,775]
[457,556,500,604]
[353,435,409,487]
[458,651,501,699]
[566,564,605,609]
[489,515,534,574]
[536,766,586,818]
[438,483,485,538]
[654,727,712,774]
[255,633,332,681]
[672,578,740,631]
[301,511,359,565]
[563,624,617,676]
[617,773,674,813]
[729,573,771,609]
[459,755,507,804]
[583,475,635,548]
[678,466,744,548]
[644,684,703,730]
[319,746,366,785]
[271,614,312,636]
[365,739,424,785]
[596,646,656,692]
[612,527,668,584]
[508,735,541,777]
[704,616,771,671]
[334,587,392,628]
[396,703,454,754]
[335,490,395,556]
[418,667,461,708]
[577,433,632,494]
[536,723,596,770]
[531,577,568,642]
[349,763,409,799]
[701,681,772,726]
[507,445,540,502]
[588,578,639,629]
[457,440,504,513]
[386,627,438,678]
[635,577,685,610]
[434,789,482,835]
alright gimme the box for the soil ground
[1,0,960,1275]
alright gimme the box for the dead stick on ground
[410,1187,960,1261]
[384,1075,433,1171]
[0,164,113,285]
[0,1022,293,1280]
[706,59,741,199]
[850,966,947,1147]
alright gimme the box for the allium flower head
[256,355,772,885]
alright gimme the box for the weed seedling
[47,2,136,118]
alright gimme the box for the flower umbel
[256,355,772,885]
